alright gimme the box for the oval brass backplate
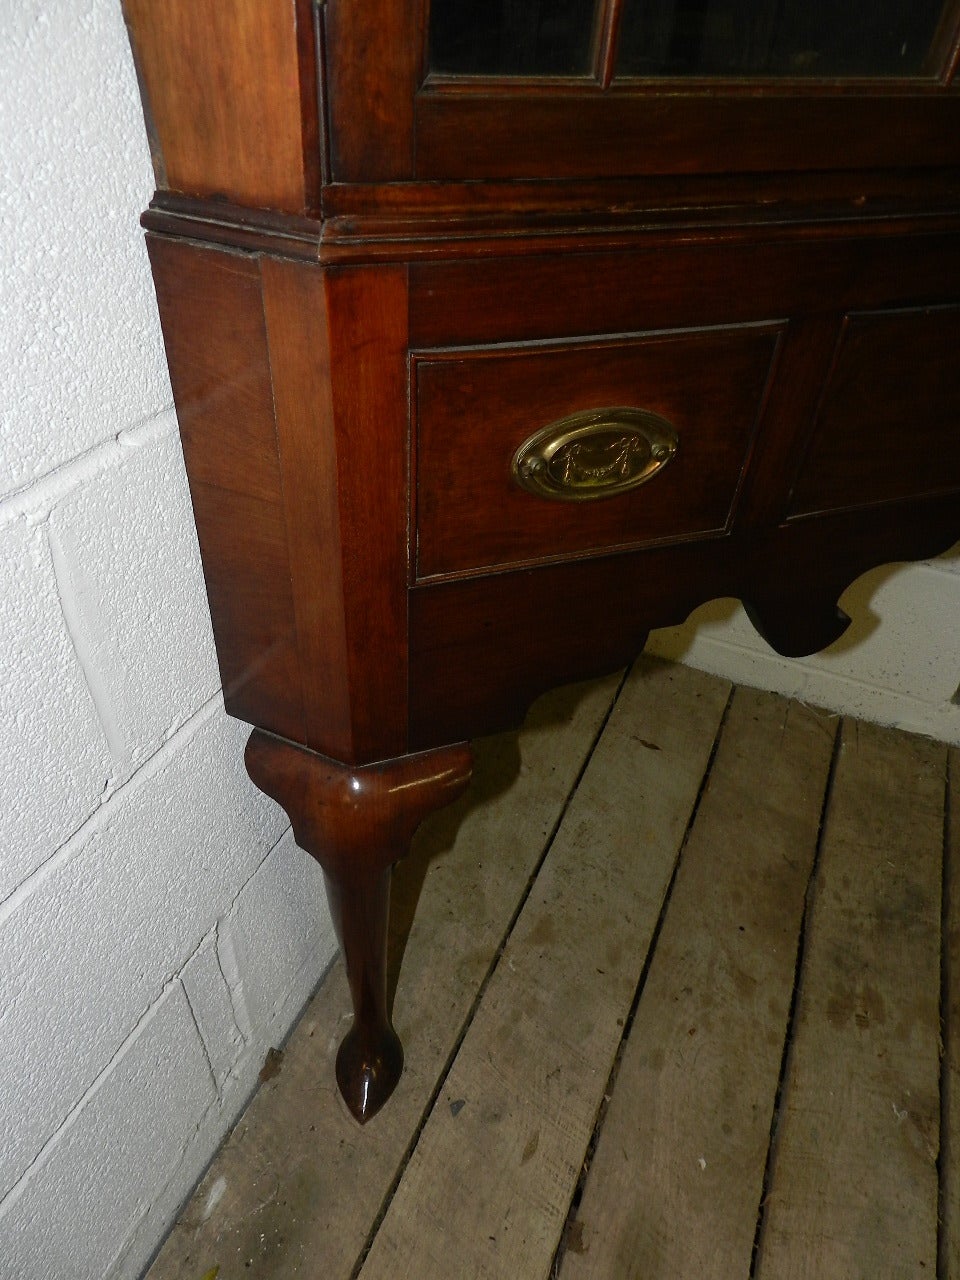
[512,406,679,502]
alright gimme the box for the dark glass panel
[429,0,597,75]
[617,0,948,77]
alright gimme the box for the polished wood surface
[245,732,472,1122]
[139,173,960,267]
[146,236,306,744]
[409,233,960,347]
[258,261,412,762]
[414,91,960,181]
[789,304,960,515]
[323,0,421,182]
[122,0,318,212]
[408,495,960,746]
[414,325,780,579]
[126,0,960,1117]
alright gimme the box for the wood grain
[258,259,351,760]
[146,236,305,743]
[359,660,730,1280]
[409,233,960,349]
[414,326,780,580]
[127,0,960,1163]
[408,494,960,749]
[561,689,836,1280]
[142,681,955,1279]
[788,305,960,517]
[414,90,960,182]
[245,733,473,1123]
[324,0,420,181]
[259,260,411,763]
[144,674,621,1280]
[754,720,947,1279]
[733,315,844,529]
[123,0,315,211]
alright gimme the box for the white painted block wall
[2,3,959,1278]
[0,5,336,1277]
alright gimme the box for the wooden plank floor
[147,659,956,1280]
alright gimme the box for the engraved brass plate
[512,407,678,502]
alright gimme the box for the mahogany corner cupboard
[122,0,960,1121]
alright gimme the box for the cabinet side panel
[259,259,353,761]
[147,236,306,742]
[325,266,411,759]
[123,0,313,212]
[260,261,411,762]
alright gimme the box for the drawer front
[414,324,783,580]
[788,305,960,518]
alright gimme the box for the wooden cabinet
[123,0,960,1121]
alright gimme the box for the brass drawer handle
[512,407,678,502]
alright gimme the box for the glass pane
[429,0,598,75]
[617,0,948,77]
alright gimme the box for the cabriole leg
[322,862,400,1121]
[244,730,472,1123]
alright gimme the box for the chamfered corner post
[244,729,473,1123]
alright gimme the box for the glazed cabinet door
[429,0,954,78]
[325,0,960,182]
[124,0,960,203]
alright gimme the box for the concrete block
[49,427,219,780]
[0,982,214,1280]
[227,831,336,1045]
[107,1036,269,1280]
[0,710,287,1198]
[0,521,111,899]
[0,0,169,496]
[181,932,245,1089]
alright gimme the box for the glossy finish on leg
[322,864,402,1122]
[245,731,472,1122]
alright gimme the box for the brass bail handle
[512,406,679,502]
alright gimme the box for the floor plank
[144,675,620,1280]
[358,661,731,1280]
[143,676,956,1280]
[944,746,959,1280]
[561,689,836,1280]
[754,719,946,1280]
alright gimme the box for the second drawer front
[414,324,783,581]
[788,305,960,518]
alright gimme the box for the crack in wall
[47,519,128,768]
[0,688,223,926]
[215,919,254,1046]
[180,975,220,1098]
[0,974,185,1225]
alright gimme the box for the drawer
[788,305,960,518]
[414,324,783,581]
